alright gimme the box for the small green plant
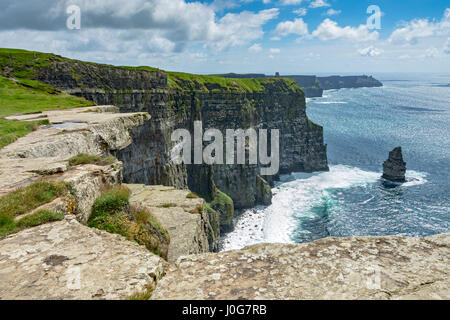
[128,285,154,300]
[161,203,177,208]
[0,210,63,239]
[0,180,68,218]
[68,153,116,167]
[88,186,170,259]
[0,118,50,149]
[186,192,199,199]
[15,210,64,229]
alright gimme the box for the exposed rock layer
[0,216,167,300]
[152,234,450,300]
[32,58,329,213]
[382,147,407,183]
[126,184,219,262]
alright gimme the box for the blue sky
[0,0,449,74]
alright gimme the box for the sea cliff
[216,73,383,97]
[0,49,328,232]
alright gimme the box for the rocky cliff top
[152,234,450,300]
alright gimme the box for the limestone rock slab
[0,216,167,300]
[152,234,450,300]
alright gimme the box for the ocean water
[220,73,450,251]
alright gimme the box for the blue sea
[221,73,450,250]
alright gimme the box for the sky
[0,0,449,74]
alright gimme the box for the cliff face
[1,50,328,230]
[281,75,324,98]
[212,73,383,97]
[318,75,383,90]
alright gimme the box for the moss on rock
[210,188,234,233]
[88,186,170,259]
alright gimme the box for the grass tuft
[68,153,116,167]
[0,118,50,149]
[161,203,177,208]
[128,285,154,300]
[0,180,68,218]
[186,192,199,199]
[88,186,170,258]
[15,210,64,229]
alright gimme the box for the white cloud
[204,8,280,51]
[309,0,330,8]
[270,36,281,40]
[293,8,307,16]
[389,8,450,45]
[326,9,341,16]
[270,48,281,54]
[1,0,280,54]
[358,46,383,57]
[275,18,308,37]
[249,43,263,53]
[280,0,304,5]
[312,19,378,41]
[425,47,440,58]
[444,38,450,54]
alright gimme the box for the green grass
[186,192,200,199]
[88,186,170,258]
[0,180,68,218]
[0,179,67,238]
[0,48,58,79]
[128,285,154,300]
[167,71,303,94]
[0,76,92,117]
[161,203,177,208]
[0,118,50,149]
[0,75,93,149]
[15,210,64,229]
[0,210,64,238]
[68,153,116,167]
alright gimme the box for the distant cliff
[0,48,328,233]
[212,73,382,97]
[281,75,323,98]
[318,75,383,90]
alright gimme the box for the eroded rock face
[382,147,407,183]
[152,234,450,300]
[0,106,150,223]
[35,59,329,211]
[126,184,219,262]
[0,216,167,300]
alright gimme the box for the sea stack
[382,147,407,183]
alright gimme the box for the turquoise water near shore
[221,73,450,251]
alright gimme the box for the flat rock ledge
[152,234,450,300]
[0,216,167,300]
[127,184,214,263]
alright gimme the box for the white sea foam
[313,101,348,104]
[220,165,429,252]
[221,165,379,251]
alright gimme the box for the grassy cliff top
[167,71,303,94]
[0,48,303,94]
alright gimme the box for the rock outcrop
[0,106,149,223]
[382,147,407,183]
[152,234,450,300]
[126,184,219,262]
[0,216,167,300]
